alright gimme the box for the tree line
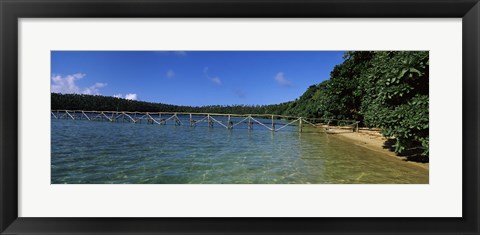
[51,93,289,115]
[52,51,429,160]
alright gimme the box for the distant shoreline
[325,128,429,171]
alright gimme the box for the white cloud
[166,69,175,79]
[83,82,107,95]
[125,93,138,100]
[51,73,107,95]
[203,67,222,85]
[51,73,84,94]
[274,72,292,87]
[113,93,138,101]
[210,77,222,85]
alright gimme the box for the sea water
[51,118,428,184]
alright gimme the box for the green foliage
[282,52,375,120]
[359,51,429,158]
[283,85,322,118]
[379,94,429,155]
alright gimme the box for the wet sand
[323,127,429,170]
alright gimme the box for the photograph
[2,0,477,233]
[51,51,429,184]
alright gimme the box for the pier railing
[51,110,358,132]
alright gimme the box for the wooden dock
[50,110,328,132]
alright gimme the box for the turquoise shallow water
[51,118,428,184]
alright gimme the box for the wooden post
[208,114,213,128]
[299,118,303,132]
[190,113,194,127]
[248,115,252,130]
[159,113,162,125]
[228,115,232,129]
[271,115,275,131]
[174,113,180,126]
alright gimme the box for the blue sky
[51,51,346,106]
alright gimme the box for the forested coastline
[51,93,290,115]
[52,51,429,160]
[281,51,429,160]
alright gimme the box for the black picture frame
[1,0,478,234]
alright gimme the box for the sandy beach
[323,127,429,170]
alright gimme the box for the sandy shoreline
[323,128,429,170]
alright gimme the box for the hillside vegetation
[280,51,429,159]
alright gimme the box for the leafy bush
[360,52,429,158]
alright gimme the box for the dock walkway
[51,110,358,132]
[51,110,326,132]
